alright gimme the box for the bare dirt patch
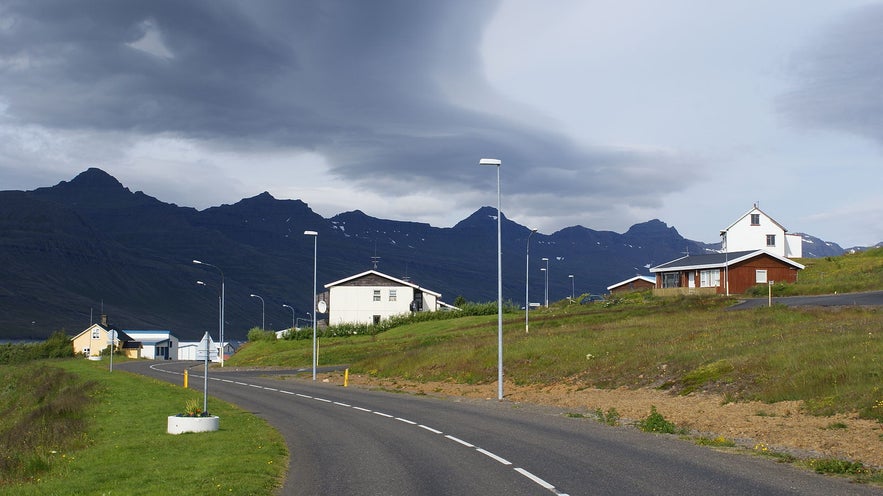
[324,372,883,468]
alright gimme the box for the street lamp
[282,304,295,335]
[479,157,504,401]
[249,294,265,330]
[720,230,729,296]
[193,260,225,367]
[569,274,575,302]
[541,257,549,307]
[525,228,537,333]
[304,230,318,380]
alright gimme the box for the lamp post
[282,304,295,335]
[479,157,503,401]
[525,228,537,333]
[193,260,224,367]
[569,274,575,302]
[304,230,318,380]
[720,230,729,296]
[196,280,220,360]
[249,294,265,330]
[541,257,549,307]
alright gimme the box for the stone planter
[167,415,219,435]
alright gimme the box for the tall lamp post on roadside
[304,230,319,380]
[248,293,267,331]
[525,228,537,333]
[479,157,504,401]
[541,257,549,307]
[569,274,575,302]
[193,260,225,367]
[282,304,295,336]
[720,230,729,296]
[249,293,265,330]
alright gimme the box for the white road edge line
[373,411,394,418]
[514,468,554,489]
[445,435,474,448]
[476,448,512,465]
[296,393,312,399]
[395,417,417,425]
[333,401,351,407]
[352,406,372,412]
[418,425,443,434]
[314,397,332,403]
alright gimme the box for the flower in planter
[179,398,211,417]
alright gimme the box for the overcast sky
[1,1,882,247]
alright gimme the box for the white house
[124,330,179,360]
[721,204,802,258]
[323,270,444,326]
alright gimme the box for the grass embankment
[230,297,882,422]
[0,359,286,494]
[760,246,883,296]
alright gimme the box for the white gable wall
[724,207,802,258]
[328,285,416,326]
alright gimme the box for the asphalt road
[728,290,883,310]
[119,361,881,496]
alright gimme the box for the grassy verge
[229,298,882,422]
[0,358,287,495]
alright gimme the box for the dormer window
[751,213,760,225]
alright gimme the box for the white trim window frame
[699,269,720,288]
[755,269,768,284]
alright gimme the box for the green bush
[246,327,276,342]
[0,331,74,365]
[636,406,680,434]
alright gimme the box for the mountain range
[0,168,855,340]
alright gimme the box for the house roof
[649,249,804,272]
[606,275,655,291]
[324,269,442,297]
[71,324,136,342]
[723,205,789,233]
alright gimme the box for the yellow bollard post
[344,368,349,387]
[184,369,189,388]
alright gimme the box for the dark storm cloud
[778,3,883,145]
[0,0,697,211]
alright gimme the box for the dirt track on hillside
[320,372,883,469]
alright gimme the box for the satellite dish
[317,300,327,313]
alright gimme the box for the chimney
[101,314,108,328]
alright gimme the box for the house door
[687,271,695,288]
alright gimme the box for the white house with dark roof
[323,270,445,326]
[721,204,802,258]
[124,330,179,360]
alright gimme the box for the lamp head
[479,158,501,167]
[304,230,318,236]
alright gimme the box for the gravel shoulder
[325,372,883,469]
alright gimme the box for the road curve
[119,361,880,496]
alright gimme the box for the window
[389,289,397,301]
[755,269,768,284]
[750,213,760,225]
[92,328,100,339]
[766,234,776,247]
[662,273,680,288]
[699,269,720,288]
[372,289,381,301]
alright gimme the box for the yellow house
[71,323,141,359]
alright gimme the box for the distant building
[607,275,655,294]
[721,204,802,258]
[650,250,804,295]
[71,316,142,358]
[323,270,448,326]
[124,330,179,360]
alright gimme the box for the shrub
[246,327,276,342]
[636,406,680,434]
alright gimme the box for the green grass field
[231,296,882,422]
[0,359,286,494]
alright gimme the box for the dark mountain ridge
[0,168,853,340]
